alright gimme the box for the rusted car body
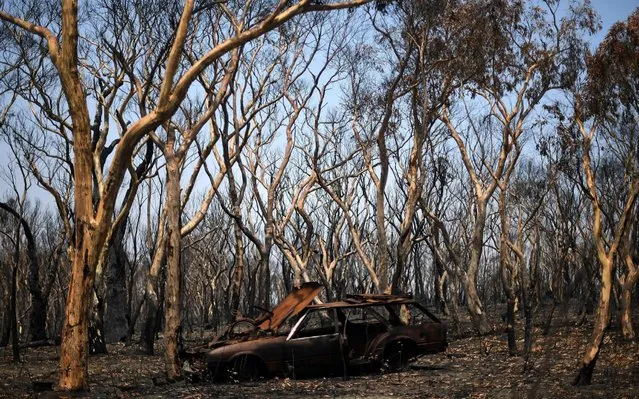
[207,283,447,380]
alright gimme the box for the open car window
[386,303,438,326]
[343,306,390,326]
[288,309,338,339]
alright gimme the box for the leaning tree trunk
[574,256,613,386]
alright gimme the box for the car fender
[367,332,414,359]
[385,334,419,356]
[227,350,267,365]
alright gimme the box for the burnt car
[206,283,447,381]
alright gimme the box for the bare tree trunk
[142,273,161,355]
[142,213,167,355]
[434,256,449,315]
[448,276,462,333]
[620,270,637,340]
[126,297,144,345]
[542,300,556,336]
[28,279,48,343]
[523,225,540,371]
[105,224,129,343]
[164,140,182,381]
[228,221,245,321]
[522,294,534,371]
[504,296,517,355]
[10,258,20,362]
[88,291,107,355]
[24,225,47,343]
[466,202,491,335]
[59,230,98,390]
[374,171,390,294]
[498,190,517,355]
[263,256,271,309]
[574,257,612,385]
[0,273,9,347]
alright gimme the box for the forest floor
[1,306,638,399]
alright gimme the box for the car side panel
[284,333,343,376]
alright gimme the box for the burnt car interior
[341,306,389,357]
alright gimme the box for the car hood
[257,282,322,331]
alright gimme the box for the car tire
[383,340,414,372]
[229,355,262,382]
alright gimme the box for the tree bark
[142,212,167,355]
[10,257,20,362]
[523,225,540,371]
[434,255,449,315]
[466,202,491,335]
[498,190,517,355]
[620,270,637,340]
[104,224,129,343]
[228,220,245,321]
[0,273,9,347]
[163,136,183,381]
[574,257,612,385]
[88,291,107,355]
[59,227,98,391]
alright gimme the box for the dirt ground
[1,310,638,399]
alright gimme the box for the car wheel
[383,341,413,372]
[229,356,261,382]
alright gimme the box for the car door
[284,308,344,377]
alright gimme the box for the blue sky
[590,0,638,44]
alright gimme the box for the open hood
[258,282,322,331]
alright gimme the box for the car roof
[307,296,418,310]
